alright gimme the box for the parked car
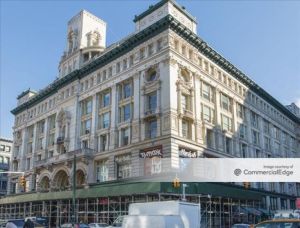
[89,223,108,228]
[255,219,300,228]
[61,223,89,228]
[232,224,251,228]
[5,219,24,228]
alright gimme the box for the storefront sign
[140,145,163,158]
[115,153,131,163]
[179,147,197,158]
[296,198,300,209]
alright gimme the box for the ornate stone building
[1,0,300,226]
[0,138,12,195]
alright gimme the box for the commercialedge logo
[243,169,294,176]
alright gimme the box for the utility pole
[72,154,76,226]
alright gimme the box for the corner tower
[58,10,107,78]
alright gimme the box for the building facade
[0,138,12,196]
[286,103,300,118]
[1,0,300,226]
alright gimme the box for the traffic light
[172,177,180,188]
[19,176,26,188]
[243,182,250,189]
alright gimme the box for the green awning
[0,181,264,205]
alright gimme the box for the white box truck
[121,201,201,228]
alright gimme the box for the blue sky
[1,0,300,139]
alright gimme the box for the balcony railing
[183,109,193,118]
[144,108,159,119]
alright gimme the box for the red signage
[296,198,300,209]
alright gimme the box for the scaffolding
[0,192,268,227]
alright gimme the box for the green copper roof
[133,0,197,23]
[11,14,300,125]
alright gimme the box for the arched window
[146,68,157,82]
[180,69,190,82]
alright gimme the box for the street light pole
[72,154,76,225]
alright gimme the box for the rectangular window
[118,163,131,179]
[181,94,189,110]
[102,112,110,129]
[221,115,232,132]
[148,43,154,56]
[148,92,157,112]
[140,48,145,60]
[239,124,247,139]
[26,158,30,170]
[123,104,131,122]
[264,137,271,151]
[182,120,190,139]
[157,39,162,51]
[263,120,270,134]
[274,126,280,140]
[225,137,232,154]
[129,55,134,67]
[240,143,247,158]
[202,105,214,123]
[220,93,231,112]
[116,62,120,73]
[122,128,129,146]
[81,98,92,115]
[146,119,157,139]
[274,142,280,155]
[102,92,110,107]
[48,133,55,147]
[100,135,107,151]
[251,111,258,128]
[236,103,245,119]
[27,143,33,154]
[202,82,213,102]
[49,115,56,130]
[252,130,260,145]
[256,149,262,158]
[0,145,4,152]
[124,83,132,99]
[96,160,108,182]
[81,119,91,135]
[37,138,44,150]
[38,121,45,134]
[206,129,214,148]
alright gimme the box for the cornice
[11,15,300,125]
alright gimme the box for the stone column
[109,85,117,149]
[73,84,82,150]
[90,94,98,149]
[132,73,140,143]
[214,88,223,152]
[194,75,203,144]
[245,108,253,157]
